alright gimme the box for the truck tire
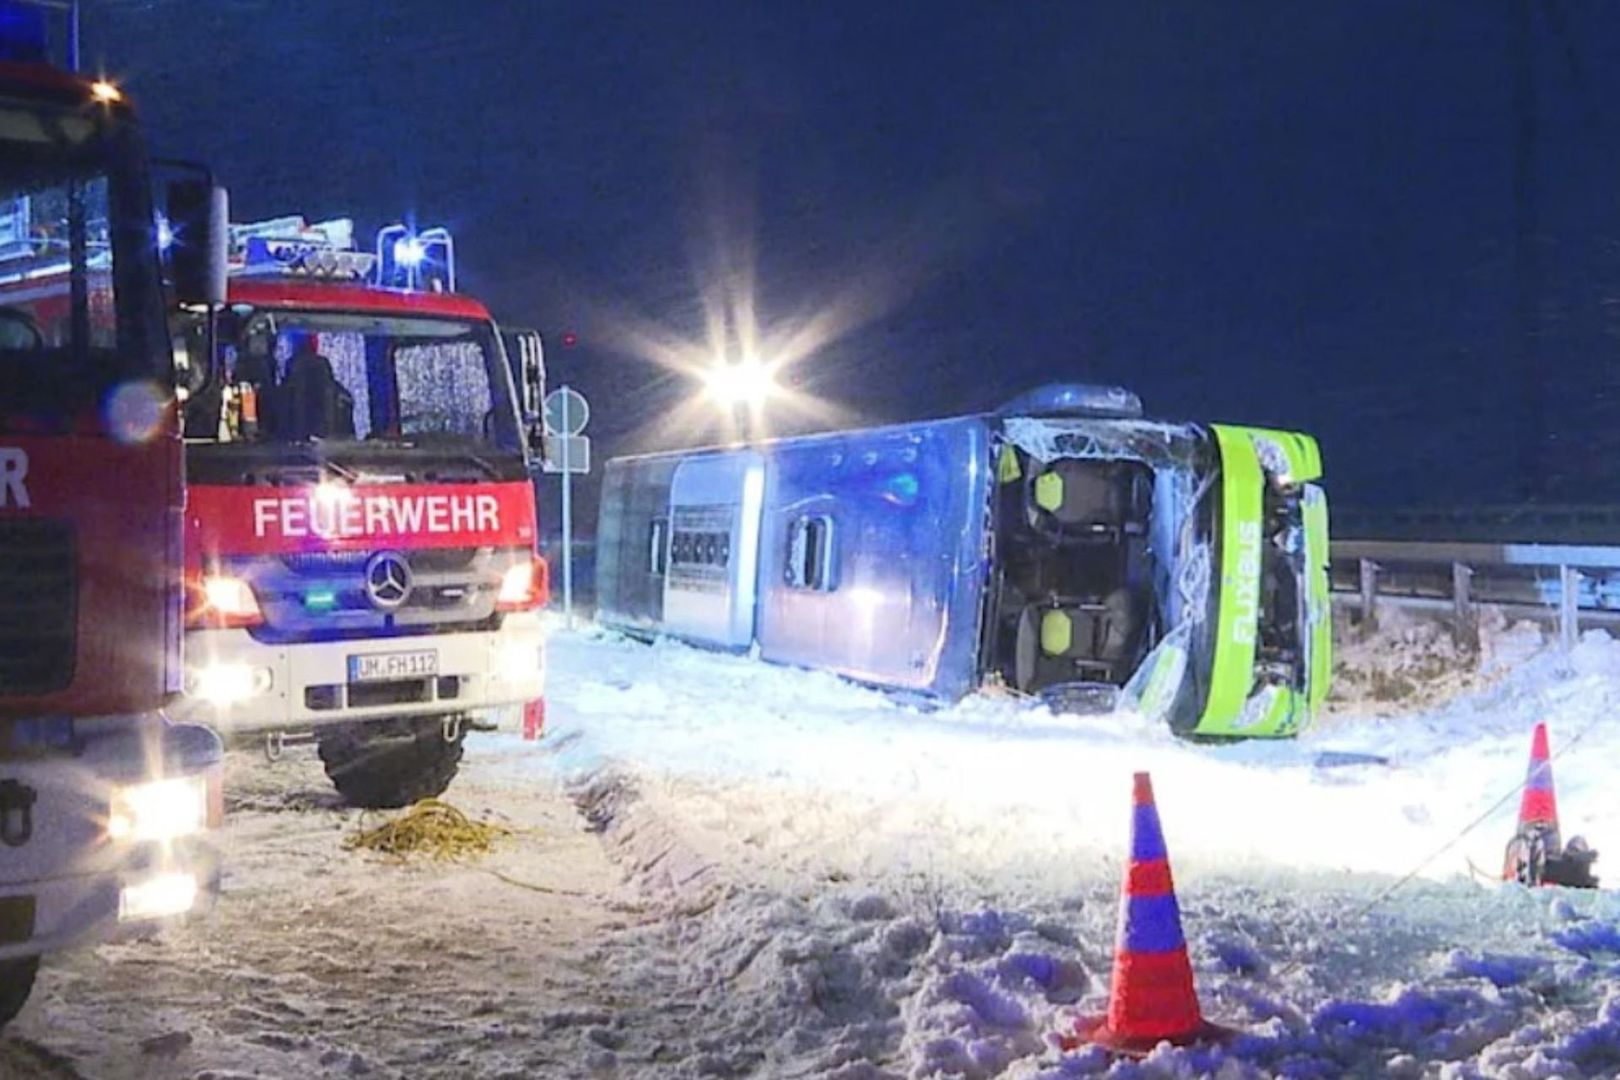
[316,716,465,809]
[0,957,38,1030]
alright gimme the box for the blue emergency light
[375,222,455,293]
[0,1,49,64]
[393,235,426,268]
[224,215,454,292]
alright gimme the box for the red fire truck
[1,2,224,1028]
[169,216,549,807]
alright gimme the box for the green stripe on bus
[1196,425,1265,735]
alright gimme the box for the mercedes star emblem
[363,551,413,611]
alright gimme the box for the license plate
[0,895,35,946]
[347,650,439,683]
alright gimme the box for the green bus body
[1191,425,1330,737]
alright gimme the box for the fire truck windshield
[178,308,522,456]
[0,95,168,422]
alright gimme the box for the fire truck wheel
[0,957,38,1030]
[316,716,466,809]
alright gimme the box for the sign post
[542,386,591,629]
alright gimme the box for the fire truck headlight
[188,574,265,629]
[190,662,273,705]
[119,872,199,922]
[496,558,549,612]
[204,575,259,617]
[107,775,211,843]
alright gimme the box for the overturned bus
[594,384,1330,738]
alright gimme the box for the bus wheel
[0,957,38,1030]
[316,716,466,809]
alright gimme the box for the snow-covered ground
[8,612,1620,1079]
[533,612,1620,893]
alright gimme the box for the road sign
[542,434,590,474]
[541,385,590,629]
[544,386,589,437]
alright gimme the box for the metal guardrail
[1333,505,1620,546]
[1329,537,1620,647]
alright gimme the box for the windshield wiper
[308,445,362,484]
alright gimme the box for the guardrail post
[1358,558,1379,629]
[1451,562,1476,651]
[1560,565,1580,656]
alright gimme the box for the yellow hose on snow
[343,798,512,862]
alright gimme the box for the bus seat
[1013,589,1146,691]
[1025,460,1147,544]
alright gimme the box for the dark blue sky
[98,1,1620,507]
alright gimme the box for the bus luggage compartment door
[661,453,766,650]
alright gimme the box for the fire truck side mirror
[166,180,229,307]
[505,329,547,452]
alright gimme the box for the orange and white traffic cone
[1503,723,1597,887]
[1503,722,1559,884]
[1515,722,1559,846]
[1070,772,1233,1055]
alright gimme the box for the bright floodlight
[155,214,174,253]
[393,235,426,268]
[704,358,776,409]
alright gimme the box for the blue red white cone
[1070,772,1233,1055]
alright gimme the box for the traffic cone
[1502,722,1593,886]
[1514,722,1559,849]
[1071,772,1233,1055]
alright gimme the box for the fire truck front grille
[238,546,528,645]
[281,550,369,574]
[0,520,77,696]
[403,548,480,573]
[279,547,480,575]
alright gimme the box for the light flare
[119,872,199,922]
[107,776,210,843]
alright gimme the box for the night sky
[95,2,1620,515]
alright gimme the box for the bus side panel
[756,418,992,699]
[595,456,679,634]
